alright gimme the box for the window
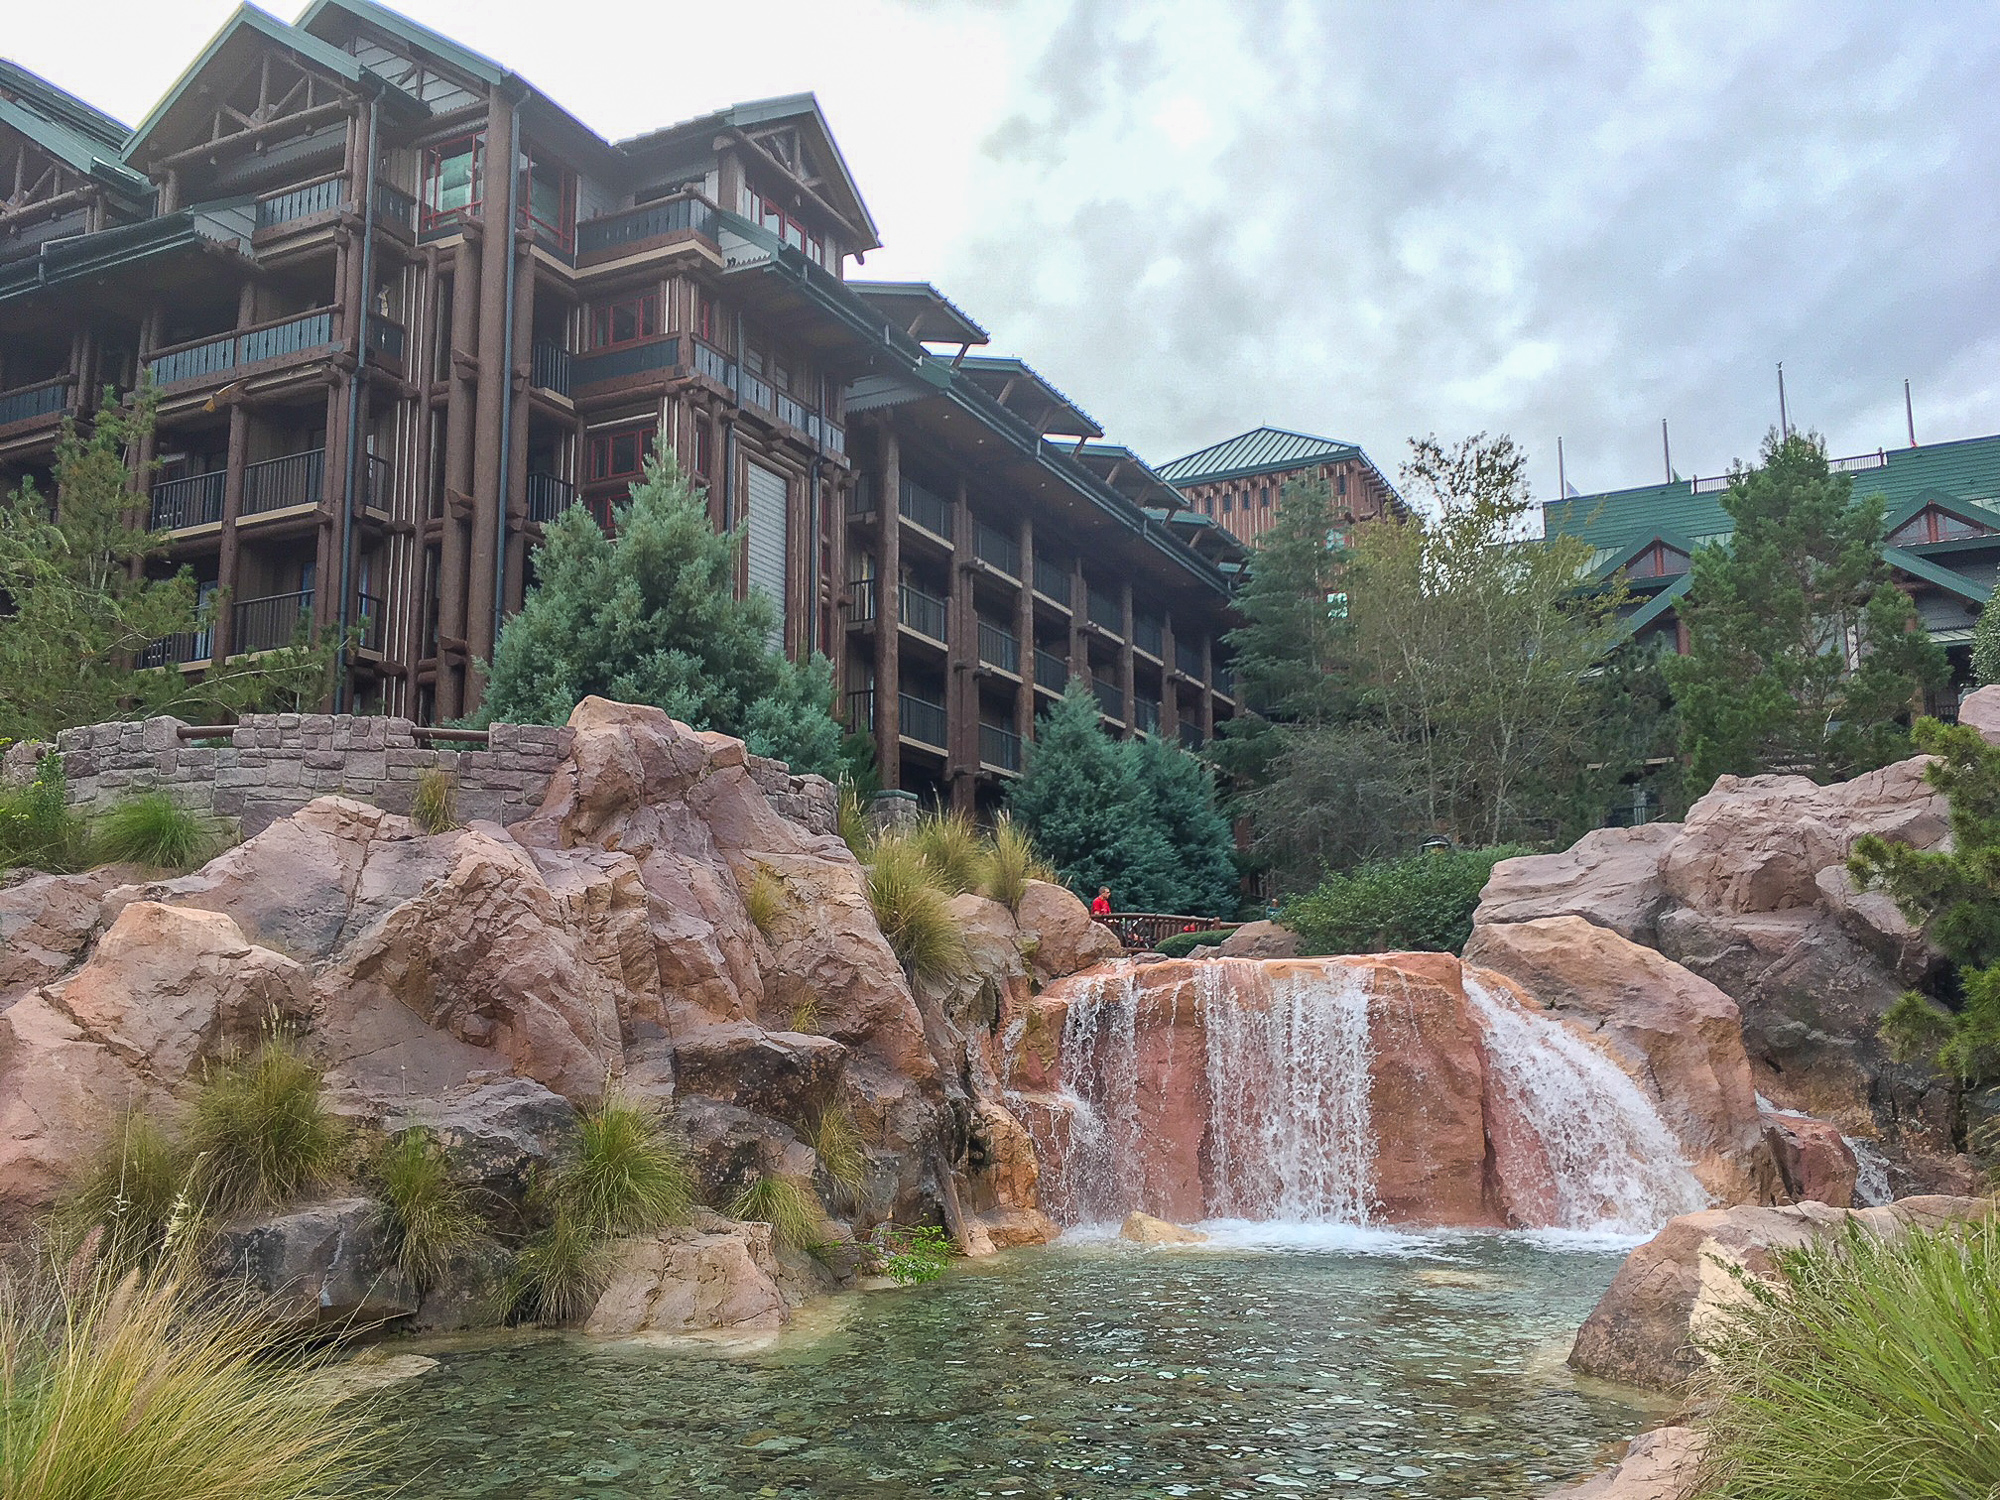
[1221,492,1234,514]
[1889,506,1990,545]
[519,145,576,251]
[1336,470,1349,497]
[741,184,817,258]
[422,134,483,229]
[695,291,717,345]
[1626,542,1690,580]
[587,424,655,485]
[587,293,661,350]
[1259,485,1272,509]
[694,419,713,478]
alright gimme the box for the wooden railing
[0,375,71,427]
[1095,912,1232,949]
[147,308,336,386]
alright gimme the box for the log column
[1161,612,1180,744]
[873,429,901,788]
[434,235,482,719]
[463,89,518,707]
[1015,514,1035,744]
[1120,581,1136,735]
[949,479,975,813]
[501,251,534,616]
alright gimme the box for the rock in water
[1119,1211,1208,1244]
[205,1197,417,1327]
[1542,1426,1706,1500]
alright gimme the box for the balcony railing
[845,688,875,735]
[1134,698,1161,735]
[899,478,954,540]
[1033,555,1070,603]
[366,317,405,362]
[1213,662,1234,695]
[977,619,1020,674]
[147,309,336,387]
[374,182,417,231]
[527,471,577,523]
[234,590,313,654]
[575,194,717,257]
[531,340,571,396]
[149,470,225,531]
[1175,639,1204,679]
[1034,648,1068,694]
[899,582,948,644]
[900,692,948,750]
[692,339,733,386]
[1087,586,1122,635]
[241,448,324,515]
[363,453,392,510]
[1134,614,1164,658]
[974,520,1021,578]
[776,390,813,433]
[979,722,1022,773]
[138,627,213,668]
[354,592,384,652]
[1179,719,1204,750]
[738,368,774,413]
[0,376,71,427]
[256,175,342,230]
[1092,676,1124,720]
[843,576,879,625]
[571,337,676,388]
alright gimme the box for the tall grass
[88,791,225,872]
[866,838,971,988]
[907,810,987,894]
[372,1129,480,1291]
[548,1095,694,1237]
[0,753,88,874]
[741,864,787,937]
[501,1209,613,1326]
[809,1108,867,1204]
[984,815,1055,911]
[409,767,461,834]
[728,1174,826,1252]
[0,1258,380,1499]
[837,781,872,859]
[1695,1215,2000,1498]
[57,1115,186,1268]
[186,1036,346,1216]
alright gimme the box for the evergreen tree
[476,447,848,779]
[1125,733,1241,916]
[1974,597,2000,688]
[1666,430,1945,787]
[0,389,333,742]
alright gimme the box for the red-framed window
[587,293,661,351]
[519,145,577,252]
[694,419,713,478]
[586,423,655,486]
[422,133,484,230]
[741,185,826,266]
[1626,542,1690,580]
[694,291,718,346]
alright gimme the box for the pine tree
[1973,597,2000,688]
[476,447,848,778]
[1125,733,1240,916]
[1665,430,1945,786]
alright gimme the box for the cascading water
[1463,974,1710,1233]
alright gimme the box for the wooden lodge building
[1158,426,1398,546]
[0,0,1247,812]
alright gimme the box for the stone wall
[4,712,841,843]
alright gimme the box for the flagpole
[1778,362,1789,438]
[1558,436,1566,502]
[1662,419,1671,482]
[1905,379,1917,447]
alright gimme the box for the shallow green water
[388,1227,1652,1499]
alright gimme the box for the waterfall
[1049,966,1144,1224]
[1463,974,1710,1233]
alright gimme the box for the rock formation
[1543,1427,1705,1500]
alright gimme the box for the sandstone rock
[388,1077,580,1201]
[1120,1211,1208,1244]
[1544,1427,1705,1500]
[43,902,308,1081]
[411,1234,510,1332]
[1216,920,1298,959]
[1015,879,1121,982]
[586,1215,791,1335]
[1462,917,1777,1207]
[1475,824,1682,944]
[206,1197,417,1327]
[1569,1194,1989,1391]
[1760,1107,1858,1208]
[672,1022,846,1126]
[671,1097,815,1205]
[0,866,136,1002]
[1960,684,2000,744]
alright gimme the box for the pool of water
[386,1226,1655,1499]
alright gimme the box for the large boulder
[384,1077,581,1201]
[1569,1194,1989,1391]
[671,1022,846,1126]
[0,866,136,1003]
[1461,916,1778,1206]
[1958,683,2000,744]
[1759,1106,1858,1208]
[1014,880,1121,982]
[1216,920,1299,959]
[1475,824,1681,944]
[205,1197,417,1327]
[1544,1427,1705,1500]
[585,1215,792,1336]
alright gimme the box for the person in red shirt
[1090,886,1113,917]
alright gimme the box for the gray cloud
[932,0,2000,496]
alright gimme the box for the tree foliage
[0,390,333,742]
[1008,686,1237,915]
[476,447,848,778]
[1667,430,1944,787]
[1974,596,2000,688]
[1283,844,1533,956]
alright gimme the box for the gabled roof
[1157,425,1361,484]
[298,0,507,85]
[1882,487,2000,537]
[1882,545,1991,606]
[125,4,424,166]
[955,355,1103,438]
[848,281,987,346]
[0,59,128,150]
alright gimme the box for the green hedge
[1154,928,1236,959]
[1282,845,1532,956]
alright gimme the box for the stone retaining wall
[4,713,840,843]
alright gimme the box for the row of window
[580,290,820,405]
[421,134,576,251]
[1191,467,1352,519]
[740,185,829,268]
[583,420,713,487]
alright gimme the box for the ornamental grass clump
[372,1128,480,1292]
[809,1108,867,1205]
[866,838,970,988]
[906,810,987,895]
[728,1174,826,1253]
[89,790,225,873]
[0,1257,379,1500]
[185,1034,346,1216]
[501,1208,614,1327]
[1694,1216,2000,1499]
[56,1114,186,1269]
[741,864,787,938]
[409,766,461,834]
[837,781,872,860]
[982,815,1055,912]
[0,753,88,874]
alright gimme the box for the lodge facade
[1158,426,1398,546]
[0,0,1245,812]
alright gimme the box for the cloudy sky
[14,0,1999,499]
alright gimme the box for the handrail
[147,305,339,363]
[1094,912,1235,949]
[0,375,73,426]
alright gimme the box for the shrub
[186,1036,345,1215]
[502,1209,614,1326]
[809,1108,867,1202]
[1695,1217,2000,1498]
[1282,844,1532,955]
[0,753,88,874]
[58,1114,186,1267]
[0,1259,378,1499]
[983,815,1054,912]
[90,791,224,872]
[741,864,787,937]
[1154,927,1233,959]
[871,1223,954,1285]
[906,810,986,894]
[837,781,872,860]
[728,1175,825,1252]
[372,1129,480,1291]
[866,838,971,988]
[548,1095,692,1238]
[409,767,460,834]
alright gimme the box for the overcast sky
[12,1,1998,499]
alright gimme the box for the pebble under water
[385,1229,1654,1499]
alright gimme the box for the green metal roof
[1544,433,2000,558]
[0,59,129,151]
[1157,426,1360,484]
[848,281,987,346]
[955,356,1102,438]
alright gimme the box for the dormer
[1887,500,2000,547]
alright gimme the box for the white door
[745,461,789,653]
